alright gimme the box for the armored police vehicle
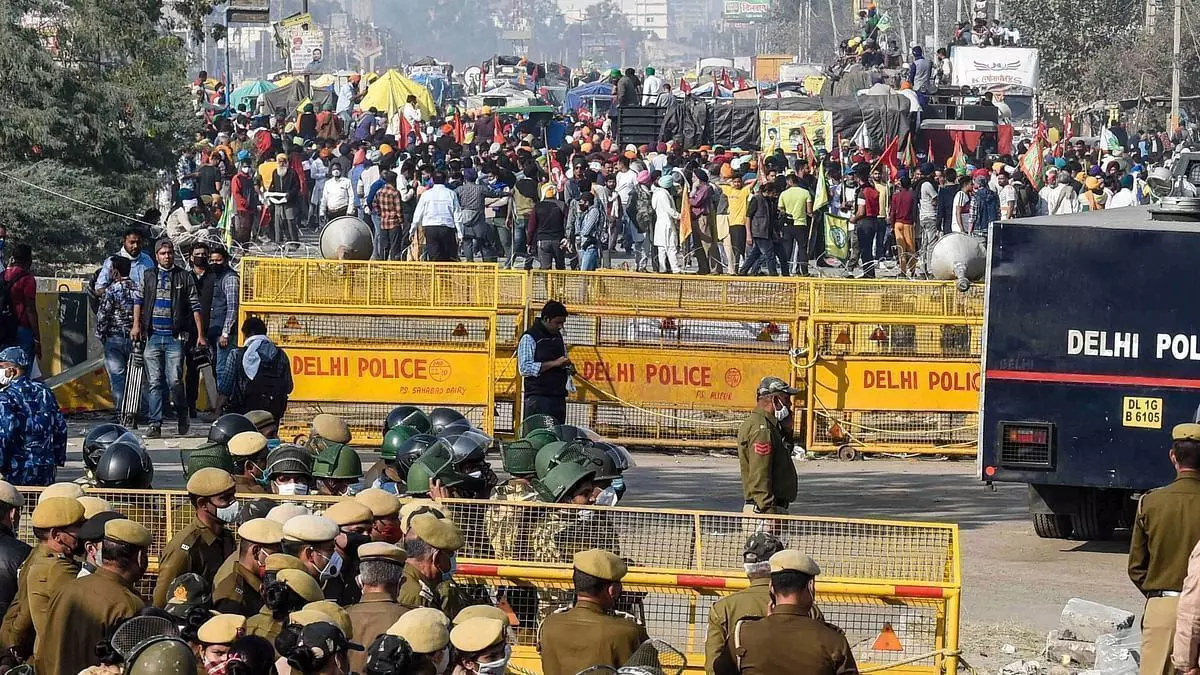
[980,157,1200,540]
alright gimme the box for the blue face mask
[442,554,457,582]
[611,476,627,498]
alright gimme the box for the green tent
[229,80,277,113]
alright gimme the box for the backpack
[634,187,656,234]
[1013,183,1036,218]
[0,270,29,346]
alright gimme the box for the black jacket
[139,265,201,339]
[0,529,31,617]
[747,195,778,240]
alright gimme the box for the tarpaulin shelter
[685,82,734,98]
[409,73,451,106]
[261,79,334,116]
[229,80,276,112]
[359,69,437,118]
[563,81,613,114]
[466,84,534,111]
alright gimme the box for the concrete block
[1058,598,1136,643]
[1047,630,1096,668]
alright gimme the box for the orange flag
[678,174,694,242]
[493,114,505,145]
[453,112,465,144]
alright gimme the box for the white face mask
[476,645,512,675]
[595,486,619,507]
[773,398,791,422]
[215,500,241,523]
[0,368,15,388]
[275,481,309,496]
[239,166,250,174]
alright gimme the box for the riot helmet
[499,439,538,477]
[384,405,431,434]
[394,433,436,475]
[581,442,633,481]
[94,439,154,489]
[182,442,236,478]
[427,407,468,434]
[533,463,596,503]
[380,426,418,462]
[83,423,129,472]
[439,429,493,466]
[410,440,468,491]
[311,442,363,495]
[525,428,559,451]
[208,413,257,445]
[264,444,314,496]
[519,414,558,439]
[553,424,601,443]
[403,461,433,496]
[534,440,591,480]
[124,636,198,675]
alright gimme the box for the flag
[679,174,694,243]
[493,114,505,145]
[813,161,829,211]
[900,133,916,168]
[721,68,733,91]
[736,75,747,90]
[927,137,935,166]
[946,132,966,172]
[679,77,691,94]
[875,11,893,32]
[825,214,851,260]
[1019,137,1045,189]
[453,112,465,144]
[398,114,411,150]
[217,198,231,247]
[797,125,817,167]
[851,122,871,150]
[1100,126,1120,152]
[1062,113,1074,141]
[875,136,900,179]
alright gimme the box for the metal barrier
[235,263,984,455]
[13,488,961,675]
[239,258,501,440]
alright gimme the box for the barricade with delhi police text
[13,488,963,675]
[238,258,983,456]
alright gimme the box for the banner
[825,214,850,260]
[759,110,833,155]
[949,46,1040,91]
[275,13,324,72]
[722,0,771,22]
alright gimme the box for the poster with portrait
[759,110,833,155]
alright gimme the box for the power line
[0,168,157,228]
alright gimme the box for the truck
[979,161,1200,540]
[752,54,795,83]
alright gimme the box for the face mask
[0,369,14,389]
[252,465,271,489]
[332,170,342,177]
[215,500,241,523]
[319,549,344,580]
[476,645,512,675]
[595,486,620,507]
[239,166,250,174]
[611,476,626,497]
[432,648,451,674]
[94,546,103,567]
[275,481,308,496]
[773,398,791,422]
[442,553,457,582]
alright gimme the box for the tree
[574,0,646,64]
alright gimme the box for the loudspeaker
[959,105,998,123]
[615,106,666,147]
[922,104,955,120]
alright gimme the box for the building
[557,0,670,41]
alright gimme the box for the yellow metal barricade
[14,488,961,675]
[495,270,529,434]
[239,258,501,441]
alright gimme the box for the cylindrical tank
[929,232,987,290]
[319,216,374,260]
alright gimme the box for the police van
[979,159,1200,540]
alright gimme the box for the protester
[95,256,140,416]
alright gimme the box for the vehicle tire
[1032,513,1073,539]
[837,445,858,461]
[1070,490,1116,540]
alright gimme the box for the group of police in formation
[0,400,855,675]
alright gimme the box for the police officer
[313,442,365,496]
[228,430,270,493]
[450,616,511,673]
[387,607,453,674]
[75,510,126,578]
[323,499,374,604]
[518,300,573,424]
[308,413,353,454]
[265,443,315,496]
[399,513,465,618]
[737,376,800,516]
[733,550,856,675]
[706,532,785,675]
[35,518,151,675]
[345,542,413,674]
[0,346,67,485]
[1129,423,1200,675]
[538,549,648,675]
[153,467,239,607]
[356,488,404,544]
[280,514,343,586]
[77,495,111,519]
[0,495,81,660]
[277,619,365,675]
[486,439,540,560]
[162,572,212,622]
[245,568,325,642]
[184,439,237,477]
[0,481,29,616]
[195,613,246,671]
[123,637,198,675]
[213,517,283,615]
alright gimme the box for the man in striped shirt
[132,239,205,438]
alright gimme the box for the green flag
[813,162,829,211]
[825,214,851,260]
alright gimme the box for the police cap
[228,431,269,458]
[573,549,626,582]
[78,512,126,542]
[77,496,112,519]
[265,553,306,573]
[355,488,401,517]
[324,500,373,527]
[186,467,236,497]
[39,482,84,502]
[1174,423,1200,441]
[277,568,325,603]
[31,497,85,529]
[768,549,821,575]
[743,532,785,564]
[387,607,450,653]
[197,614,245,645]
[399,500,450,532]
[408,513,463,551]
[358,542,406,564]
[452,604,510,626]
[756,375,801,397]
[267,503,311,524]
[0,481,22,509]
[106,518,152,547]
[282,514,340,543]
[450,617,505,653]
[165,573,212,611]
[312,414,352,443]
[238,518,283,545]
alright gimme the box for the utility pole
[911,0,918,45]
[934,0,940,47]
[798,0,803,60]
[1171,0,1182,134]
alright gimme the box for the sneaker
[145,425,162,439]
[178,416,190,435]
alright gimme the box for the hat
[450,617,506,653]
[645,66,656,75]
[452,604,511,626]
[0,481,22,509]
[164,573,211,614]
[77,496,111,519]
[245,410,276,431]
[743,532,785,564]
[572,549,626,582]
[541,184,557,199]
[1084,176,1101,191]
[238,517,284,545]
[313,414,352,443]
[356,488,401,517]
[481,105,492,115]
[292,619,364,656]
[186,467,236,497]
[228,432,268,458]
[399,500,449,531]
[636,170,652,185]
[358,542,406,564]
[105,518,152,547]
[282,514,340,543]
[267,503,311,524]
[324,500,374,527]
[1174,424,1200,441]
[408,514,464,551]
[40,483,84,502]
[265,553,307,573]
[277,568,325,603]
[304,600,354,638]
[657,175,675,189]
[757,376,800,397]
[380,144,394,155]
[79,512,125,542]
[387,607,451,653]
[768,549,821,575]
[0,347,29,369]
[197,614,245,645]
[31,496,85,529]
[720,164,734,179]
[275,153,288,162]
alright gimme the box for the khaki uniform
[396,563,462,619]
[212,553,264,616]
[1129,473,1200,675]
[705,577,828,675]
[344,591,415,673]
[0,543,80,659]
[233,474,268,494]
[538,598,648,675]
[245,606,284,644]
[734,605,857,675]
[736,410,797,514]
[486,478,539,560]
[530,512,625,626]
[153,518,237,607]
[34,567,145,675]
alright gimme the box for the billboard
[722,0,771,22]
[759,110,833,154]
[275,12,325,72]
[950,46,1040,92]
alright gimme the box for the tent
[409,72,450,106]
[261,79,333,115]
[310,73,337,88]
[685,81,734,98]
[359,69,437,118]
[562,81,613,114]
[229,80,276,112]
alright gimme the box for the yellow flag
[813,161,829,211]
[679,176,693,242]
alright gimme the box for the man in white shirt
[357,150,382,218]
[335,74,359,131]
[1108,175,1137,208]
[401,95,423,143]
[996,170,1017,219]
[641,66,663,105]
[411,170,462,262]
[320,163,355,220]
